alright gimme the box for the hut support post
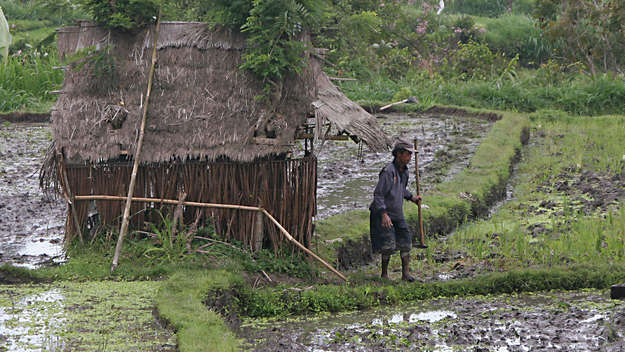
[253,210,264,252]
[111,11,161,272]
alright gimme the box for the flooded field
[241,289,625,351]
[0,281,176,351]
[0,123,65,269]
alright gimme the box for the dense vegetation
[1,0,625,114]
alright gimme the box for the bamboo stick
[76,194,348,282]
[414,139,427,248]
[260,209,348,282]
[111,11,162,272]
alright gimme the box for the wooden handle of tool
[414,139,426,247]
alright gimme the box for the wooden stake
[111,11,162,272]
[414,138,427,248]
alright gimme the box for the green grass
[0,49,62,112]
[444,112,625,269]
[156,270,242,352]
[238,264,625,318]
[338,71,625,116]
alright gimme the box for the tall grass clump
[0,48,62,112]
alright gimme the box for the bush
[442,40,516,81]
[75,0,159,31]
[482,14,549,66]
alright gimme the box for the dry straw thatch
[50,21,390,251]
[53,21,389,163]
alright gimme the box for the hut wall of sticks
[43,21,390,253]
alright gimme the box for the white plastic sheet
[0,6,11,66]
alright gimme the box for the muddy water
[0,123,66,268]
[308,113,493,219]
[241,289,625,351]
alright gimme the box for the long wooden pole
[77,195,348,282]
[111,11,162,272]
[414,138,427,248]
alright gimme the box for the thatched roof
[52,21,389,163]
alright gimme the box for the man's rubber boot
[401,254,416,282]
[381,255,390,279]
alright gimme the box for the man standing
[369,137,421,281]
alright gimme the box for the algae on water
[0,281,176,351]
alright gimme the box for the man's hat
[392,137,415,153]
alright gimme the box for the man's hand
[381,212,393,228]
[411,195,422,205]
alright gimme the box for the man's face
[396,150,412,167]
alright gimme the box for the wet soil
[241,289,625,351]
[0,123,66,268]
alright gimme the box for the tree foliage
[239,0,326,88]
[534,0,625,75]
[76,0,159,31]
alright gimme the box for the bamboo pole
[414,138,427,248]
[76,194,348,282]
[59,158,84,244]
[111,11,162,272]
[260,209,348,282]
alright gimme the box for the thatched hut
[48,21,390,252]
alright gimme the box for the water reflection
[0,288,65,351]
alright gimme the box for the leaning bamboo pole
[111,11,162,272]
[75,194,348,282]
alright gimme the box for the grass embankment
[238,264,625,318]
[156,270,242,352]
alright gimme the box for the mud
[0,123,66,268]
[241,289,625,351]
[526,164,625,236]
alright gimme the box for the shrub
[442,40,516,81]
[75,0,159,31]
